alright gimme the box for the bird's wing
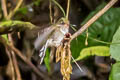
[34,25,56,50]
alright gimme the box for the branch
[8,35,22,80]
[0,20,37,35]
[71,0,118,41]
[7,0,23,20]
[1,0,8,19]
[0,37,51,80]
[11,51,22,80]
[6,0,23,79]
[8,44,50,80]
[6,46,16,80]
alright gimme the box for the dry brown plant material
[56,35,72,80]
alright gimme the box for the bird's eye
[60,21,65,25]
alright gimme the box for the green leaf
[81,2,106,25]
[82,2,120,42]
[110,26,120,61]
[71,36,86,59]
[44,49,50,72]
[71,2,120,60]
[75,46,110,61]
[109,62,120,80]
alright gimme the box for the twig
[71,0,118,41]
[5,0,46,79]
[8,34,22,80]
[1,0,21,79]
[1,0,8,19]
[0,36,50,80]
[49,0,53,24]
[6,48,15,80]
[8,32,20,80]
[6,0,23,79]
[7,44,51,80]
[71,55,83,72]
[66,0,70,19]
[11,51,22,80]
[7,0,23,20]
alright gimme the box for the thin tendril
[66,0,70,19]
[52,0,65,17]
[81,34,120,45]
[71,56,83,72]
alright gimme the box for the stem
[71,0,118,41]
[66,0,70,20]
[7,0,23,20]
[1,0,8,19]
[11,51,22,80]
[8,44,51,80]
[0,20,36,35]
[49,0,53,24]
[52,0,65,17]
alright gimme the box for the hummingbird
[34,18,69,64]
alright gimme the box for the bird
[34,18,69,64]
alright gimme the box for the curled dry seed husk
[56,45,62,62]
[56,42,72,80]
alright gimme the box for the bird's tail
[39,40,49,64]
